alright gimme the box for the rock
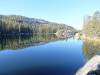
[87,69,100,75]
[76,55,100,75]
[55,29,76,38]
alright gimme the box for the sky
[0,0,100,29]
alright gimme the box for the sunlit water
[0,35,90,75]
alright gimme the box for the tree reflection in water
[0,34,68,50]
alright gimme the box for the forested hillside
[0,15,76,35]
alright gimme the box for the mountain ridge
[0,15,70,25]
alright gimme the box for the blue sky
[0,0,100,29]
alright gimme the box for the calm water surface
[0,34,93,75]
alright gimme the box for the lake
[0,34,98,75]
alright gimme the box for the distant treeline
[0,15,75,35]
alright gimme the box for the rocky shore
[76,55,100,75]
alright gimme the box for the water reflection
[0,34,68,50]
[83,40,100,60]
[0,34,86,75]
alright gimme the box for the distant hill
[0,15,76,36]
[0,15,49,24]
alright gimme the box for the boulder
[76,55,100,75]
